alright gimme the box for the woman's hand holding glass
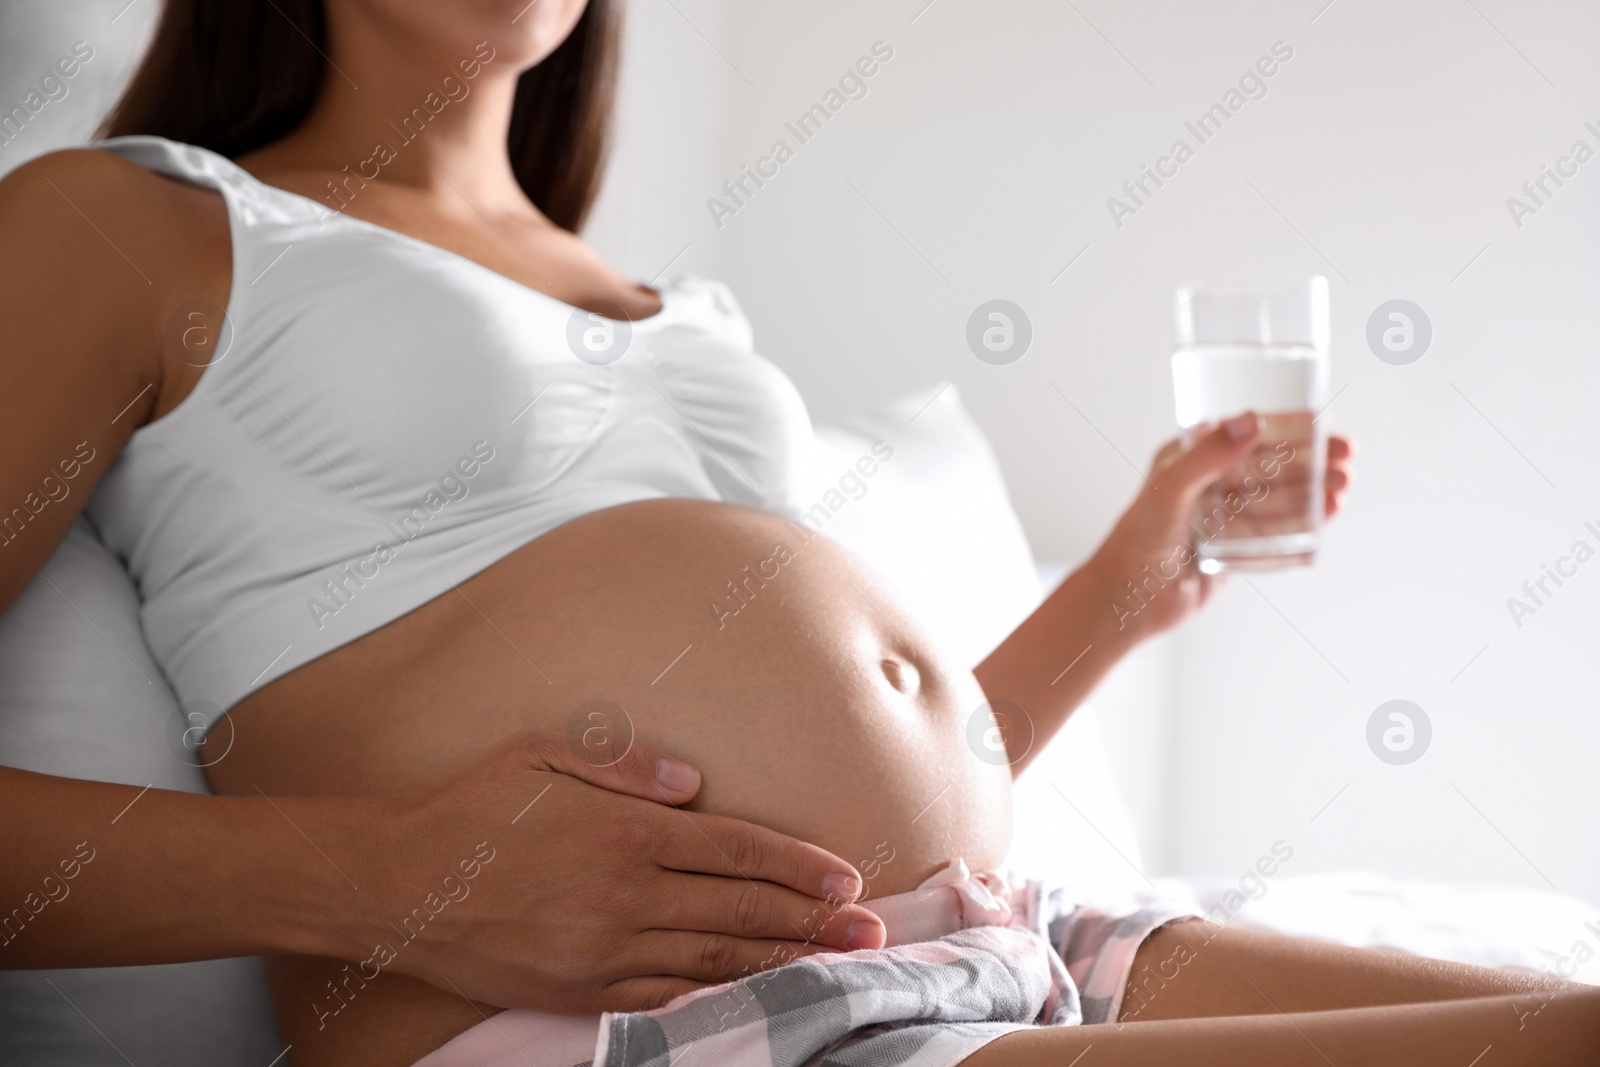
[1086,413,1355,640]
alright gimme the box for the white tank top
[83,136,815,725]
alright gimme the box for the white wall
[0,2,156,168]
[666,0,1600,904]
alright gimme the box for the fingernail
[846,919,883,950]
[822,871,861,902]
[1224,412,1259,441]
[654,756,699,793]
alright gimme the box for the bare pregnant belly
[207,499,1014,1066]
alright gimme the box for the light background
[4,0,1597,904]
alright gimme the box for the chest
[196,233,810,515]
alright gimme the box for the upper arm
[0,148,221,610]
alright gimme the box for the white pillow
[796,383,1043,667]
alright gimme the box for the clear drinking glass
[1170,277,1329,574]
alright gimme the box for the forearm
[973,551,1151,773]
[0,766,369,968]
[977,413,1348,772]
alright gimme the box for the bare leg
[962,989,1600,1067]
[959,923,1596,1065]
[1118,921,1579,1022]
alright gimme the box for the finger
[498,728,703,807]
[658,870,886,951]
[632,931,831,986]
[602,975,706,1013]
[1151,437,1184,469]
[655,808,868,906]
[1324,462,1352,520]
[1149,412,1262,512]
[1327,435,1354,462]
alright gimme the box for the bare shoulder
[0,145,232,378]
[3,147,180,251]
[0,145,202,223]
[0,146,237,607]
[0,145,231,301]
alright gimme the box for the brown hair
[97,0,620,232]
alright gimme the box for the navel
[880,656,920,695]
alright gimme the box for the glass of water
[1170,277,1329,574]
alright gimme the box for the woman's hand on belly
[336,729,888,1015]
[211,499,1010,1060]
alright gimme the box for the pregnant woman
[1,0,1594,1064]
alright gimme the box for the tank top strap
[91,134,332,230]
[89,134,343,334]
